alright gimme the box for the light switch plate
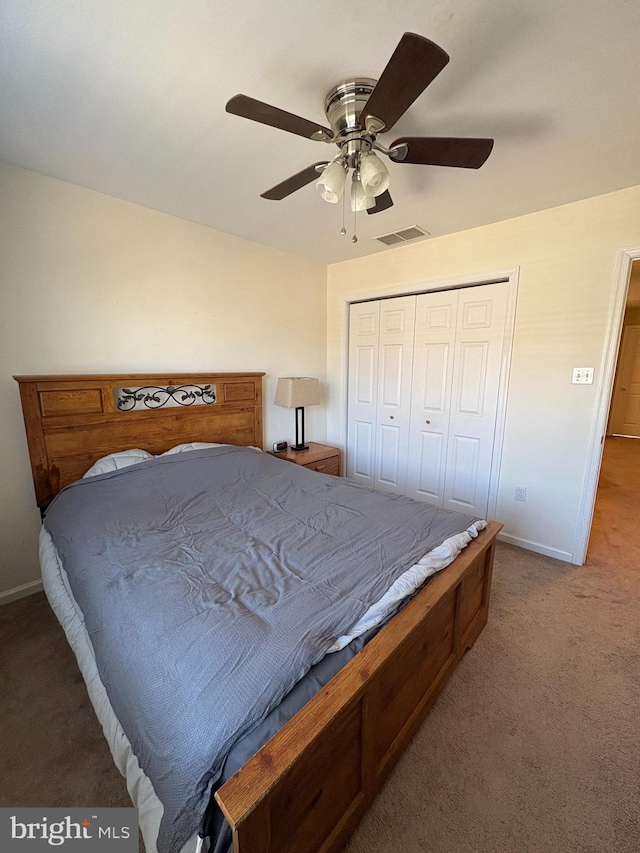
[572,367,594,384]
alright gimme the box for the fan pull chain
[340,173,347,236]
[352,167,358,243]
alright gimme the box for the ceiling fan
[226,32,493,235]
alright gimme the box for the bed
[15,372,502,853]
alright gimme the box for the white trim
[346,268,512,306]
[486,269,519,520]
[497,532,572,564]
[0,578,43,605]
[338,267,520,517]
[572,246,640,566]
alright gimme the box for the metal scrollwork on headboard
[116,384,217,412]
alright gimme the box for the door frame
[338,267,520,521]
[573,246,640,564]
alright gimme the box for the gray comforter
[44,446,478,853]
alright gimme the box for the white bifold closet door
[347,295,416,493]
[348,281,508,517]
[374,296,416,493]
[347,300,380,487]
[405,289,459,508]
[407,282,508,517]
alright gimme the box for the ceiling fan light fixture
[229,33,494,235]
[359,152,390,197]
[350,178,375,212]
[315,159,347,203]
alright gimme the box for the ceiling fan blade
[367,190,394,214]
[389,136,494,168]
[226,95,333,141]
[362,33,450,133]
[260,162,329,200]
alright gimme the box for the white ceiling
[1,0,639,264]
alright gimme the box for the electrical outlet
[515,486,527,502]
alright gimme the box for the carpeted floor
[1,437,639,852]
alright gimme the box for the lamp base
[290,443,309,452]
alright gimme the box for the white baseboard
[0,579,44,605]
[497,532,573,564]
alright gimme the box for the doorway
[587,259,640,565]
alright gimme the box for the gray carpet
[347,541,640,853]
[0,590,131,809]
[2,534,639,851]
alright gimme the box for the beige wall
[0,161,327,598]
[3,159,640,596]
[327,185,640,562]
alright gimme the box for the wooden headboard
[14,372,264,509]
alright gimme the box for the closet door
[346,301,380,485]
[374,296,416,493]
[443,281,509,517]
[406,290,459,506]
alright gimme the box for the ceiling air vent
[373,225,430,246]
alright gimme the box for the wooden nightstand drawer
[304,456,340,476]
[271,442,342,476]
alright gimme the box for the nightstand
[271,442,342,476]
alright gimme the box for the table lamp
[274,377,321,451]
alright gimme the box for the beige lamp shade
[274,377,321,408]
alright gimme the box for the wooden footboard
[215,521,502,853]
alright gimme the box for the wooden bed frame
[14,372,502,853]
[14,372,264,510]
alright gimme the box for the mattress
[40,447,484,853]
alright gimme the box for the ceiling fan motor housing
[323,79,381,165]
[324,79,377,134]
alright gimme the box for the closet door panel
[375,296,416,493]
[407,291,459,506]
[443,282,508,517]
[379,344,404,406]
[347,302,380,485]
[378,424,401,486]
[352,421,375,479]
[457,342,489,415]
[447,435,480,506]
[414,430,446,500]
[355,346,376,405]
